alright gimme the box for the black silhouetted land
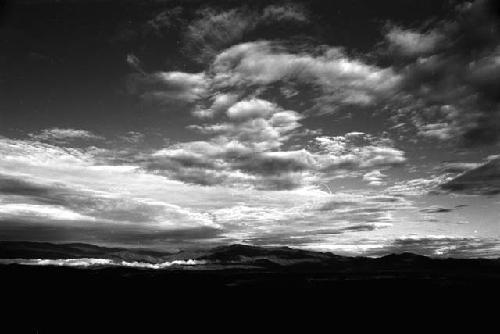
[2,241,499,327]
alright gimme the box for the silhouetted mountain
[197,244,339,263]
[0,240,173,263]
[3,240,500,309]
[1,240,499,271]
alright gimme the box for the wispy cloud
[181,3,310,64]
[29,128,103,143]
[0,136,414,248]
[127,71,209,106]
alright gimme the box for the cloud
[439,161,482,174]
[210,191,412,246]
[371,235,500,258]
[363,170,387,186]
[181,4,310,64]
[0,203,93,221]
[126,53,145,74]
[388,0,500,147]
[384,26,445,56]
[440,157,500,195]
[145,95,405,190]
[192,93,239,118]
[419,206,453,214]
[212,41,400,113]
[0,135,414,248]
[386,174,452,196]
[312,133,406,170]
[0,258,205,269]
[127,71,209,106]
[145,6,184,36]
[226,98,277,120]
[0,172,216,228]
[118,131,145,144]
[261,3,309,23]
[0,137,222,231]
[182,7,256,64]
[29,128,103,143]
[147,99,310,190]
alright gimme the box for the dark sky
[0,0,499,257]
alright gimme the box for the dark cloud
[440,157,500,195]
[181,4,310,64]
[419,207,453,214]
[316,201,358,211]
[0,175,67,206]
[0,219,223,250]
[145,6,184,36]
[389,0,500,147]
[439,161,482,174]
[234,153,309,176]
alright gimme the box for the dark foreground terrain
[3,241,500,290]
[1,241,500,330]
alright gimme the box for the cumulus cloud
[192,93,239,118]
[226,98,278,120]
[312,133,406,171]
[147,98,309,189]
[212,41,401,113]
[385,26,445,56]
[146,99,406,190]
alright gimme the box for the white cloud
[0,258,206,269]
[227,98,277,120]
[29,128,103,142]
[363,170,387,186]
[212,41,400,111]
[128,71,209,105]
[0,134,418,250]
[385,26,445,56]
[148,121,405,190]
[193,93,239,118]
[0,202,94,221]
[386,175,452,196]
[312,133,406,170]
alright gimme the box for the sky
[0,0,500,257]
